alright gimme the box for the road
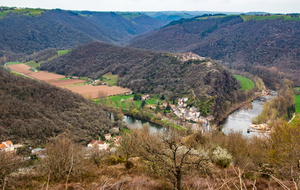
[4,62,39,82]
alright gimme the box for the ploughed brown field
[8,64,131,97]
[27,71,65,81]
[7,64,34,74]
[67,85,131,99]
[48,79,85,87]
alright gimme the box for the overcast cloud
[0,0,299,13]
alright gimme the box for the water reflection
[123,115,165,133]
[221,91,277,136]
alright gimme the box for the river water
[221,91,277,136]
[122,115,165,133]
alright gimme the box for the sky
[0,0,299,13]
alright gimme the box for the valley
[1,5,300,190]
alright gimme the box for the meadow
[241,15,300,21]
[0,8,44,19]
[295,95,300,114]
[99,94,160,109]
[5,62,22,65]
[103,74,118,86]
[235,75,255,90]
[57,50,69,56]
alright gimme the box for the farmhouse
[142,94,150,100]
[113,127,119,132]
[0,141,14,152]
[88,140,109,151]
[105,134,111,141]
[114,136,122,142]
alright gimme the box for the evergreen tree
[160,94,165,100]
[141,100,146,108]
[166,103,171,111]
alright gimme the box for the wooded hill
[0,8,167,57]
[0,68,121,146]
[40,42,240,119]
[129,15,300,86]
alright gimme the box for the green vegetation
[241,14,300,21]
[25,60,40,68]
[117,12,141,19]
[295,95,300,114]
[5,62,22,65]
[102,74,118,86]
[59,77,69,81]
[196,15,226,20]
[57,50,69,56]
[235,75,255,90]
[104,94,160,109]
[0,8,44,19]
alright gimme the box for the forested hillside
[129,15,300,85]
[0,68,120,146]
[40,42,240,119]
[0,8,167,58]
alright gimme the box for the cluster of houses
[170,97,203,122]
[90,79,108,86]
[176,52,205,62]
[142,94,150,100]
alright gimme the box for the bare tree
[40,137,87,184]
[0,152,22,189]
[89,147,110,167]
[131,127,210,190]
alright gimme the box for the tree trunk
[175,168,182,190]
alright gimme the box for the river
[221,91,277,136]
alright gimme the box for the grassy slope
[57,50,69,56]
[235,75,255,90]
[104,94,160,109]
[241,15,300,21]
[5,62,22,65]
[24,50,69,69]
[295,95,300,114]
[103,74,118,86]
[0,8,44,19]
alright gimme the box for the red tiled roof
[89,140,105,145]
[0,144,6,148]
[4,141,13,146]
[105,134,111,136]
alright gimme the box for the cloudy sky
[0,0,299,13]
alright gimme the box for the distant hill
[0,8,167,57]
[142,11,242,21]
[0,68,118,146]
[129,15,300,85]
[40,42,240,120]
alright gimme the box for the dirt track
[67,85,131,99]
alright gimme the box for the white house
[88,140,109,151]
[0,141,14,152]
[105,134,111,141]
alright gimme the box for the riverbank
[215,91,265,128]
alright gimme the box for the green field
[57,50,69,56]
[241,15,300,21]
[235,75,255,91]
[59,77,69,81]
[5,62,22,65]
[0,8,44,19]
[197,15,226,20]
[295,95,300,114]
[25,60,40,68]
[103,74,118,86]
[117,12,141,19]
[103,94,160,109]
